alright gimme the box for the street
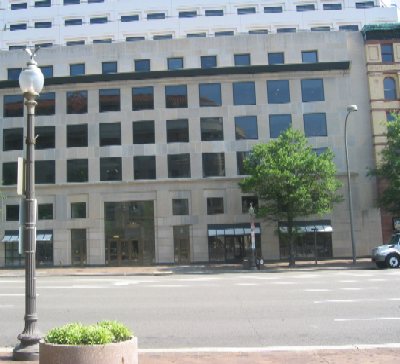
[1,268,400,350]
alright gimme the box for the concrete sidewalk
[1,347,400,363]
[0,258,375,277]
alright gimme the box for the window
[10,23,27,31]
[199,83,222,107]
[2,162,18,185]
[133,121,154,144]
[134,156,156,179]
[296,4,315,11]
[207,197,224,215]
[323,3,342,9]
[88,0,103,3]
[233,81,256,105]
[205,9,223,16]
[268,52,284,65]
[355,1,374,8]
[67,159,88,182]
[242,196,258,213]
[121,15,139,22]
[202,153,225,177]
[64,0,80,4]
[267,80,290,104]
[35,42,53,48]
[235,116,258,140]
[179,11,197,18]
[386,111,397,122]
[35,0,51,7]
[264,6,282,13]
[153,34,173,40]
[269,114,292,138]
[303,113,327,137]
[301,79,325,102]
[67,124,88,147]
[100,157,122,181]
[215,31,234,37]
[99,89,120,112]
[66,40,85,46]
[67,90,88,114]
[201,117,223,141]
[277,28,296,33]
[3,128,23,151]
[313,147,328,155]
[93,39,112,44]
[201,56,217,69]
[167,119,189,143]
[71,202,86,219]
[237,151,249,175]
[11,3,27,9]
[168,154,191,178]
[384,77,397,100]
[90,17,107,24]
[41,65,53,78]
[172,199,189,215]
[99,123,121,146]
[381,44,394,62]
[311,26,330,32]
[35,160,55,184]
[36,92,55,115]
[147,12,165,20]
[302,50,318,63]
[35,21,51,28]
[134,59,150,72]
[38,204,53,220]
[168,57,183,70]
[9,45,27,50]
[70,63,85,76]
[339,25,359,31]
[187,33,206,38]
[4,95,24,117]
[65,18,82,26]
[102,61,117,74]
[234,54,251,66]
[237,7,256,14]
[249,29,269,34]
[7,68,22,80]
[132,86,154,110]
[35,126,55,149]
[126,36,145,42]
[6,205,19,221]
[165,85,188,108]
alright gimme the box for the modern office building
[0,30,383,267]
[0,0,399,50]
[362,23,400,241]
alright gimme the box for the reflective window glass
[2,162,18,185]
[134,59,150,72]
[172,199,189,215]
[67,90,88,114]
[7,68,22,80]
[234,54,250,66]
[38,204,53,220]
[132,86,154,110]
[202,153,225,177]
[102,61,117,74]
[35,160,55,184]
[201,56,217,69]
[67,159,88,182]
[303,113,327,137]
[134,156,156,180]
[167,119,189,143]
[133,121,155,144]
[6,205,19,221]
[70,63,85,75]
[36,92,55,116]
[168,57,183,70]
[237,151,250,175]
[168,154,191,178]
[382,44,394,62]
[3,95,24,117]
[71,202,86,218]
[67,124,88,147]
[100,157,122,181]
[233,81,256,105]
[99,89,120,112]
[268,52,284,65]
[207,197,224,215]
[301,79,325,102]
[200,117,223,141]
[99,123,121,146]
[35,126,55,149]
[269,114,292,138]
[267,80,290,104]
[3,128,23,151]
[199,83,222,107]
[384,77,397,100]
[165,85,188,108]
[302,51,318,63]
[235,116,258,140]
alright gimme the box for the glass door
[173,225,191,264]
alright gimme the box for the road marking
[236,283,258,286]
[304,289,331,292]
[272,282,295,285]
[340,287,362,291]
[0,294,25,296]
[238,276,280,280]
[339,280,358,283]
[369,278,387,282]
[315,298,400,304]
[147,284,185,288]
[335,317,400,322]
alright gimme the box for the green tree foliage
[239,128,342,266]
[369,115,400,215]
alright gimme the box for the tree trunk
[287,218,296,268]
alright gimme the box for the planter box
[39,337,138,364]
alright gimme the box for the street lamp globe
[19,59,44,95]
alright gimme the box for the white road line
[38,285,104,289]
[0,293,25,296]
[236,283,258,286]
[272,282,296,285]
[335,317,400,322]
[339,280,358,283]
[369,278,387,282]
[340,287,362,291]
[304,289,331,292]
[314,298,400,304]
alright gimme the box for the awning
[279,220,332,233]
[1,232,53,243]
[1,234,19,243]
[208,223,261,237]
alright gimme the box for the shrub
[45,321,133,345]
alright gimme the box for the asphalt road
[1,269,400,349]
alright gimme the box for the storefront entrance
[173,225,191,264]
[71,229,87,266]
[104,201,155,266]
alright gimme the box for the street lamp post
[13,50,44,361]
[248,203,257,270]
[344,105,358,265]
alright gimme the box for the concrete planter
[39,337,138,364]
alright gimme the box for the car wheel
[376,262,386,269]
[385,254,400,268]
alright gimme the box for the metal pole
[13,93,41,361]
[344,110,357,265]
[249,203,257,270]
[313,227,318,265]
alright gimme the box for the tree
[369,115,400,215]
[239,128,342,267]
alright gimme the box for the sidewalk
[0,258,375,277]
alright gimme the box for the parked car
[371,233,400,268]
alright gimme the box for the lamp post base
[13,334,41,361]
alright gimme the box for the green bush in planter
[45,321,133,345]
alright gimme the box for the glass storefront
[104,201,155,266]
[71,229,87,266]
[173,225,191,264]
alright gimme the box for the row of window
[9,1,376,12]
[5,51,318,81]
[2,148,328,185]
[3,79,326,117]
[4,195,257,222]
[2,112,328,154]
